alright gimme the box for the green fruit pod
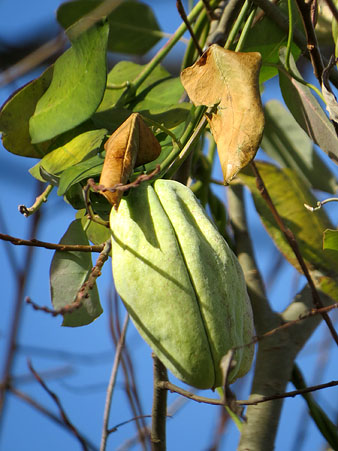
[110,179,254,389]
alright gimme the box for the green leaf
[76,209,111,244]
[58,153,105,196]
[57,0,162,55]
[97,61,171,112]
[0,67,53,158]
[279,48,338,164]
[93,104,191,132]
[241,0,301,83]
[262,100,337,193]
[323,229,338,256]
[238,161,337,276]
[29,22,109,143]
[50,219,103,326]
[130,77,185,113]
[30,129,107,181]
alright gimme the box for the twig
[108,415,153,433]
[108,293,149,450]
[0,233,103,253]
[304,197,338,211]
[157,378,338,407]
[83,166,161,226]
[176,0,203,55]
[251,162,338,346]
[0,34,66,87]
[100,314,129,451]
[28,360,89,451]
[151,355,168,451]
[87,165,161,196]
[8,386,98,451]
[238,379,338,406]
[234,303,338,351]
[18,184,53,217]
[0,182,42,428]
[26,239,111,317]
[294,0,324,83]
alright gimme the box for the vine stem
[100,314,129,451]
[251,162,338,346]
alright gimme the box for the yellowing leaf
[181,44,264,183]
[99,113,161,208]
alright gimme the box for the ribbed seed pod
[110,180,254,389]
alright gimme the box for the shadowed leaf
[50,219,103,327]
[279,47,338,164]
[0,67,53,158]
[57,0,162,55]
[262,100,337,193]
[30,129,107,181]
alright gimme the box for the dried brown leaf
[181,44,264,183]
[99,113,161,208]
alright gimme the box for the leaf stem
[304,197,338,212]
[235,3,257,52]
[224,0,252,49]
[285,0,293,72]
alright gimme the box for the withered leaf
[99,113,161,208]
[181,44,264,183]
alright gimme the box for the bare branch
[0,233,104,253]
[28,360,89,451]
[101,314,129,451]
[9,386,98,451]
[176,0,203,55]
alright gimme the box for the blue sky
[1,1,338,450]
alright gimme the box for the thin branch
[151,355,168,451]
[26,239,111,317]
[100,314,129,451]
[28,361,89,451]
[0,233,103,253]
[8,386,98,451]
[251,162,338,346]
[294,0,324,83]
[87,165,161,195]
[0,182,42,428]
[0,34,66,87]
[108,415,153,434]
[235,303,338,351]
[176,0,203,55]
[18,184,53,217]
[108,293,149,450]
[157,378,338,407]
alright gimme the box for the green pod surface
[110,179,254,389]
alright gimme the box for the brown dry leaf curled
[99,113,161,208]
[181,44,264,183]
